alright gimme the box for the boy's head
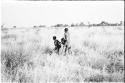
[61,38,64,42]
[61,38,66,45]
[64,28,68,32]
[53,36,56,40]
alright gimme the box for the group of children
[53,28,71,55]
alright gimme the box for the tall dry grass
[1,26,124,83]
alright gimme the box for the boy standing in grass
[53,36,61,55]
[64,28,71,55]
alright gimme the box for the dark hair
[61,38,64,42]
[53,36,56,40]
[61,38,66,45]
[64,28,68,32]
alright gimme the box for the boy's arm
[50,47,55,55]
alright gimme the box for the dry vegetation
[1,26,124,83]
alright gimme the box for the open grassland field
[1,26,124,83]
[17,0,124,1]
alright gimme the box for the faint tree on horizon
[13,26,16,28]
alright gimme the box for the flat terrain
[1,26,124,82]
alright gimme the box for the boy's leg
[57,46,61,55]
[57,48,59,55]
[59,47,61,54]
[54,47,58,54]
[60,45,64,55]
[62,45,65,54]
[68,46,72,54]
[64,45,68,55]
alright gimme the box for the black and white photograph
[2,0,125,1]
[1,0,124,83]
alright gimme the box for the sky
[1,1,124,27]
[2,0,124,1]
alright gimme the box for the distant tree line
[1,21,124,29]
[51,21,124,27]
[33,25,46,28]
[88,21,124,27]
